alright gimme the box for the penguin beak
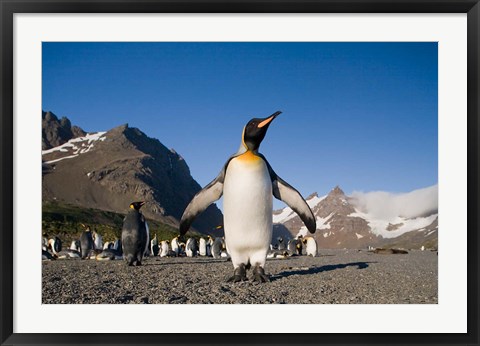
[258,111,281,128]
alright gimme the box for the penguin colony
[42,112,319,284]
[42,227,317,261]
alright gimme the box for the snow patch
[355,233,364,239]
[42,132,107,164]
[273,194,326,224]
[44,154,79,164]
[316,213,333,230]
[349,209,438,239]
[42,132,107,155]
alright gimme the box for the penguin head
[129,201,145,210]
[242,111,281,151]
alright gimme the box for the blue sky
[42,42,438,209]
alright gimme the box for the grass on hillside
[42,201,194,244]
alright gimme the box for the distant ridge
[273,185,438,249]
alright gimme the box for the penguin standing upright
[150,234,159,256]
[198,238,207,256]
[159,240,170,257]
[171,237,180,256]
[121,201,149,266]
[185,238,198,257]
[303,236,318,257]
[79,226,95,259]
[180,111,316,283]
[211,237,224,259]
[206,236,213,257]
[93,231,103,250]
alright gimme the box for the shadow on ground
[272,261,374,281]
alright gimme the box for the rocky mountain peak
[329,185,345,196]
[42,111,86,150]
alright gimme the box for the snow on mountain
[348,210,437,239]
[273,185,438,249]
[42,132,107,164]
[272,193,326,224]
[348,185,438,239]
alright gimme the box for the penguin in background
[48,236,62,255]
[180,111,316,283]
[206,236,213,257]
[42,249,55,260]
[150,234,159,256]
[121,201,149,266]
[113,238,122,255]
[185,238,198,257]
[159,240,170,257]
[296,235,304,255]
[171,236,180,256]
[70,240,80,251]
[288,238,302,256]
[303,236,318,257]
[277,237,286,251]
[42,237,48,251]
[79,225,95,259]
[56,248,81,259]
[103,241,114,250]
[198,238,207,256]
[93,231,103,250]
[211,237,224,259]
[178,241,186,256]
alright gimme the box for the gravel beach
[42,249,437,304]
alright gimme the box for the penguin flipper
[179,170,225,236]
[258,154,316,233]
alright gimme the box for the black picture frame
[1,1,479,345]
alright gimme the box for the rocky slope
[42,111,223,235]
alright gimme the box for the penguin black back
[122,201,148,266]
[79,226,94,259]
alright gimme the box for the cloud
[349,185,438,220]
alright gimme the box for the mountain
[273,185,438,249]
[42,112,223,235]
[42,111,86,150]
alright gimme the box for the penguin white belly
[223,154,272,268]
[306,237,317,257]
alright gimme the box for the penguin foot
[252,266,270,283]
[226,264,248,283]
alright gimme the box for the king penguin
[121,201,149,266]
[179,111,316,283]
[79,225,95,259]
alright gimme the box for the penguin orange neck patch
[237,150,261,162]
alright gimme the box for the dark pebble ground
[42,249,438,304]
